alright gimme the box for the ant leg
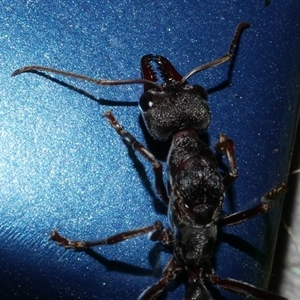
[208,274,288,300]
[104,110,169,206]
[218,183,286,227]
[215,134,238,189]
[138,256,182,300]
[51,221,164,250]
[149,227,173,245]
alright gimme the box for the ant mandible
[12,22,287,300]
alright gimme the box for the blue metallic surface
[1,1,300,299]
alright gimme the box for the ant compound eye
[192,85,208,101]
[139,92,154,112]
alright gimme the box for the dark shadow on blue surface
[220,232,266,264]
[265,0,271,8]
[84,242,178,299]
[84,248,154,276]
[148,243,171,277]
[139,115,172,162]
[209,286,228,300]
[122,140,168,216]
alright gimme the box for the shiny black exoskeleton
[12,22,287,300]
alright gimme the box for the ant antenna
[181,22,250,83]
[11,66,162,90]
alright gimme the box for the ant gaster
[12,22,287,300]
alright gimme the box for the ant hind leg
[218,183,287,227]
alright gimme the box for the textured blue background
[1,1,300,299]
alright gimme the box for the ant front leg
[215,133,238,189]
[51,221,165,250]
[218,183,287,227]
[104,110,169,206]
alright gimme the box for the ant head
[139,83,210,141]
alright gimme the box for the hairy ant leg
[218,183,287,226]
[138,256,182,300]
[104,110,169,206]
[208,274,287,300]
[215,133,238,189]
[50,221,172,250]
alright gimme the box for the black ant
[12,22,287,300]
